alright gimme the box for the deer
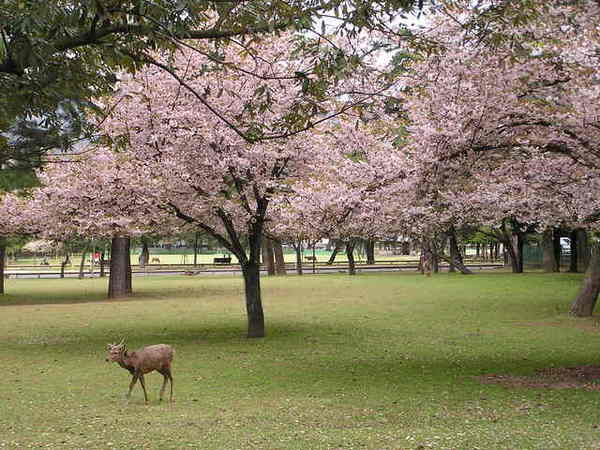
[105,339,174,403]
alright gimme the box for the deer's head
[105,338,126,362]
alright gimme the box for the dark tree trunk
[476,242,480,259]
[431,239,439,273]
[193,232,199,266]
[346,240,357,275]
[570,245,600,317]
[293,241,303,276]
[448,233,456,273]
[108,237,132,298]
[261,238,275,276]
[60,253,70,279]
[327,240,341,265]
[78,245,89,279]
[99,252,106,278]
[0,243,5,294]
[499,220,525,273]
[446,227,473,274]
[273,240,287,275]
[139,237,150,266]
[510,233,524,273]
[569,229,578,273]
[542,228,559,272]
[577,229,590,272]
[365,239,375,265]
[242,261,265,337]
[553,229,562,272]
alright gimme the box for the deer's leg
[167,369,173,402]
[138,373,149,404]
[127,374,138,399]
[158,369,168,402]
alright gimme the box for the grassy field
[1,271,599,449]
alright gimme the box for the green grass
[1,271,599,449]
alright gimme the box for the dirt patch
[476,366,600,391]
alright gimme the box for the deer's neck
[118,351,135,371]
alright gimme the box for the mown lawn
[1,271,599,449]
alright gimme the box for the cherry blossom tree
[390,1,600,311]
[24,148,178,298]
[100,35,389,337]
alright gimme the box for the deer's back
[131,344,174,373]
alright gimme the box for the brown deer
[106,339,174,403]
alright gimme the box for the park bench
[213,257,232,264]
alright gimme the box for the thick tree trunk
[553,230,562,272]
[261,238,275,276]
[60,253,70,279]
[99,251,106,278]
[78,245,89,279]
[542,228,559,272]
[446,228,473,274]
[502,225,524,273]
[365,239,375,265]
[294,241,303,276]
[193,232,199,266]
[241,261,265,338]
[577,229,590,272]
[570,245,600,317]
[511,233,524,273]
[139,237,149,266]
[448,234,456,273]
[0,243,5,294]
[430,239,439,273]
[327,240,341,265]
[569,229,578,273]
[108,237,132,298]
[346,240,357,275]
[273,241,287,275]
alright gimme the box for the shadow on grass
[0,279,239,307]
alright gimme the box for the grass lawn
[1,271,599,449]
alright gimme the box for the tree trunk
[60,253,70,278]
[448,234,456,273]
[447,227,473,274]
[569,229,578,273]
[139,237,149,267]
[577,229,590,272]
[501,221,525,273]
[261,238,275,276]
[294,241,303,275]
[273,241,287,275]
[193,232,199,266]
[553,230,561,272]
[241,261,265,338]
[542,228,558,272]
[99,252,106,278]
[0,243,5,294]
[327,240,341,265]
[431,239,439,273]
[346,240,357,275]
[78,245,89,279]
[570,245,600,317]
[365,239,375,265]
[108,237,132,298]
